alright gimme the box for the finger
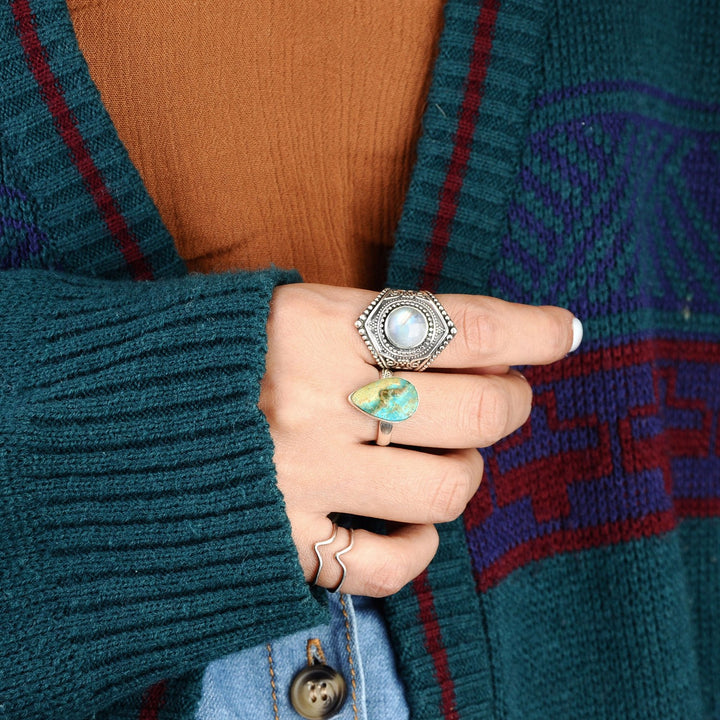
[430,295,581,369]
[313,524,439,597]
[446,364,510,376]
[322,447,484,525]
[348,369,532,448]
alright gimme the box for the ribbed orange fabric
[68,1,444,289]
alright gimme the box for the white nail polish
[570,317,583,353]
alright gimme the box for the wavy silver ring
[355,288,456,371]
[331,529,354,594]
[312,523,337,586]
[312,525,355,593]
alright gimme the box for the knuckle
[427,526,441,556]
[457,383,485,433]
[366,556,410,597]
[518,375,534,425]
[259,382,311,432]
[473,450,486,483]
[472,383,512,445]
[456,302,504,358]
[428,461,476,522]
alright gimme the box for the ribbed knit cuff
[0,268,326,720]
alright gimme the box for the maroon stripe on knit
[412,4,501,711]
[10,0,154,281]
[476,511,678,592]
[413,571,460,720]
[139,680,167,720]
[420,0,500,292]
[675,498,720,517]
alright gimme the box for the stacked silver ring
[312,524,355,594]
[315,290,456,593]
[349,288,457,446]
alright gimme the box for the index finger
[427,295,581,369]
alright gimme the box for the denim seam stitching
[266,643,280,720]
[339,594,359,720]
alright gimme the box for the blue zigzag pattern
[491,107,720,332]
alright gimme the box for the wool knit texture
[1,0,719,719]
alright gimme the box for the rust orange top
[69,0,444,289]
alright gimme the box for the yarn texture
[0,0,719,719]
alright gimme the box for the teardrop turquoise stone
[349,377,419,423]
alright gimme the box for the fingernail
[569,317,583,353]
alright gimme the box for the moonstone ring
[355,289,456,371]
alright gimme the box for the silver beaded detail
[355,288,456,371]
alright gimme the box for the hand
[259,284,579,596]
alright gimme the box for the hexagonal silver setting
[355,289,456,371]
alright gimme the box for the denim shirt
[195,595,409,719]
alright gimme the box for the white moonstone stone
[384,306,428,349]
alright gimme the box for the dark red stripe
[11,0,154,281]
[413,571,460,720]
[139,680,167,720]
[420,0,500,291]
[525,339,720,382]
[675,498,720,518]
[477,510,677,592]
[413,4,509,706]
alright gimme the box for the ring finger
[347,369,532,449]
[312,523,439,597]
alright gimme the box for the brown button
[289,663,347,719]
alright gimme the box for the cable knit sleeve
[0,268,326,720]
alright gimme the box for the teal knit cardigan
[1,0,719,718]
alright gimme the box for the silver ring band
[312,523,338,586]
[330,528,354,594]
[376,420,393,446]
[312,524,355,593]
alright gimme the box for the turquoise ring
[348,369,419,446]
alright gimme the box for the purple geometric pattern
[0,183,52,269]
[465,340,720,591]
[465,85,720,590]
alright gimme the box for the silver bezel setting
[355,289,456,371]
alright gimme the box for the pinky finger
[314,524,439,597]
